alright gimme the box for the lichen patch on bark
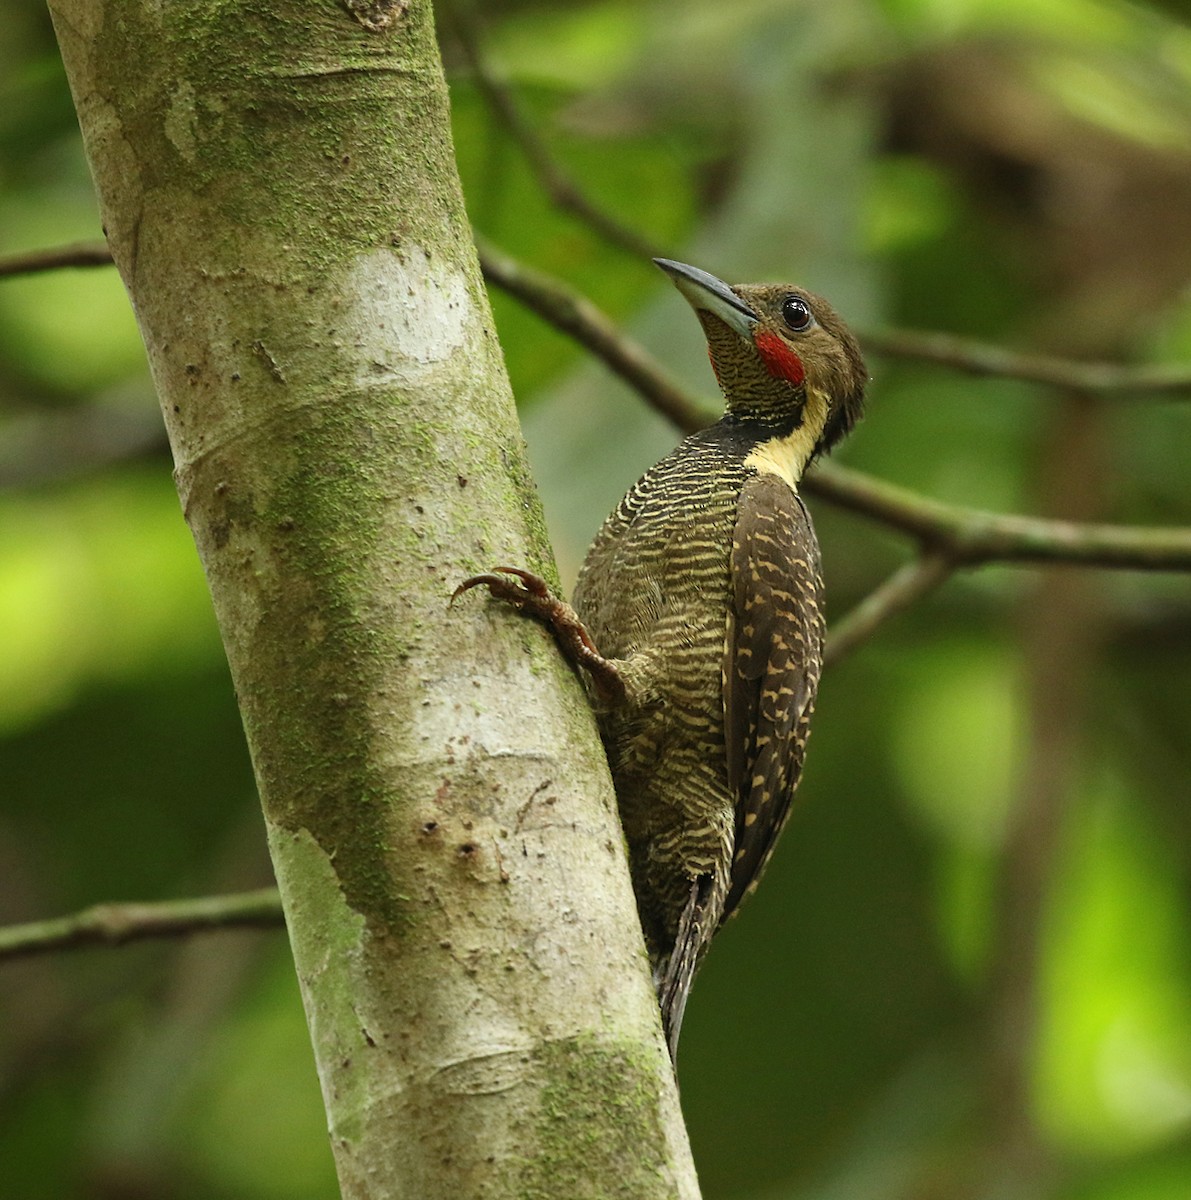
[343,0,410,34]
[342,246,471,385]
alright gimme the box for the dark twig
[0,404,167,491]
[863,327,1191,398]
[442,0,662,262]
[4,242,1189,402]
[824,552,954,667]
[445,6,1191,402]
[3,245,1188,604]
[0,241,113,278]
[481,242,1191,574]
[0,889,285,962]
[478,238,705,430]
[803,463,1191,572]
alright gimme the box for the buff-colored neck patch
[741,388,829,490]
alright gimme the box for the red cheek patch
[754,330,805,385]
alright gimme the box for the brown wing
[721,473,824,922]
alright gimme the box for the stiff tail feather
[655,876,714,1062]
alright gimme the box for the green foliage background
[3,0,1191,1196]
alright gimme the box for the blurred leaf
[1064,1144,1191,1200]
[1036,51,1191,151]
[489,0,651,90]
[876,0,1139,43]
[451,77,699,400]
[0,139,146,396]
[889,638,1021,982]
[5,0,1191,1194]
[864,157,958,256]
[181,952,336,1200]
[893,640,1020,850]
[1038,768,1191,1154]
[0,469,221,734]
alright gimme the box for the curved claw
[485,565,548,594]
[450,572,507,606]
[450,564,625,704]
[450,566,551,608]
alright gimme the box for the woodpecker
[457,259,866,1058]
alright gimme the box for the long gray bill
[654,258,759,336]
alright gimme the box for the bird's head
[656,258,866,467]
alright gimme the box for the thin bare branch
[0,241,112,278]
[1,403,167,491]
[864,327,1191,398]
[824,553,954,667]
[0,889,284,962]
[4,242,1189,403]
[478,238,706,430]
[441,0,662,262]
[481,242,1191,574]
[5,242,1190,572]
[445,10,1191,404]
[804,462,1191,571]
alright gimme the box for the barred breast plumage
[455,259,865,1060]
[573,416,828,1053]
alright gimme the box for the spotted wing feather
[722,472,824,922]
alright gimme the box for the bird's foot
[452,566,625,704]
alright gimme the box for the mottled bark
[47,2,698,1196]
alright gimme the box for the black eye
[781,296,812,331]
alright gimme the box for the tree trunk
[47,2,698,1196]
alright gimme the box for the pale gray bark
[48,1,699,1195]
